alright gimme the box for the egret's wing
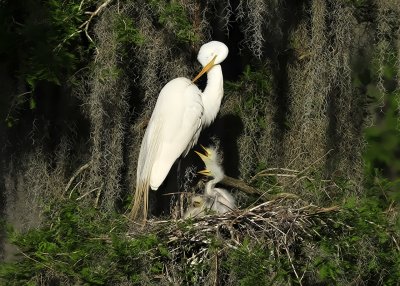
[131,77,203,220]
[149,78,203,189]
[182,97,203,156]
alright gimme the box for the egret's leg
[175,158,183,217]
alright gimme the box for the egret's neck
[205,180,217,196]
[201,65,224,127]
[205,173,223,196]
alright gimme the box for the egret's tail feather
[130,117,162,222]
[130,179,149,221]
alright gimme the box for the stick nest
[127,197,339,285]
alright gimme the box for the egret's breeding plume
[184,146,236,218]
[130,41,229,220]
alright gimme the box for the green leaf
[29,97,36,109]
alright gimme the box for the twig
[76,187,100,201]
[54,30,82,52]
[68,180,83,199]
[95,186,102,208]
[79,0,85,10]
[220,175,299,204]
[212,254,218,286]
[250,150,334,188]
[287,151,307,168]
[253,173,298,178]
[18,249,55,272]
[297,149,333,175]
[284,245,303,286]
[251,168,300,182]
[391,236,400,251]
[64,162,90,196]
[5,91,33,121]
[309,205,339,215]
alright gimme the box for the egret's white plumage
[184,146,236,218]
[131,41,229,220]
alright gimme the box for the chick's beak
[198,169,211,176]
[192,55,217,83]
[194,148,210,162]
[199,144,211,156]
[195,147,212,177]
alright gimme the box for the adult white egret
[130,41,229,220]
[184,146,236,218]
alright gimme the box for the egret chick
[186,146,236,217]
[183,195,207,218]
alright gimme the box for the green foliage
[224,239,280,285]
[310,196,400,285]
[1,0,95,89]
[1,194,399,285]
[0,200,164,285]
[226,65,274,114]
[149,0,199,44]
[360,47,400,203]
[114,15,145,46]
[0,0,96,126]
[364,90,400,201]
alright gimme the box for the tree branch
[79,0,113,45]
[55,0,114,52]
[220,175,298,201]
[221,175,261,195]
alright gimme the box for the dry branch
[220,174,298,201]
[63,162,90,196]
[221,175,261,195]
[79,0,114,46]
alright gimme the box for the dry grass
[84,7,130,211]
[3,141,70,232]
[279,0,369,201]
[220,66,278,182]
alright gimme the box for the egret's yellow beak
[192,55,217,83]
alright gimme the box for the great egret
[130,41,229,220]
[184,146,236,218]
